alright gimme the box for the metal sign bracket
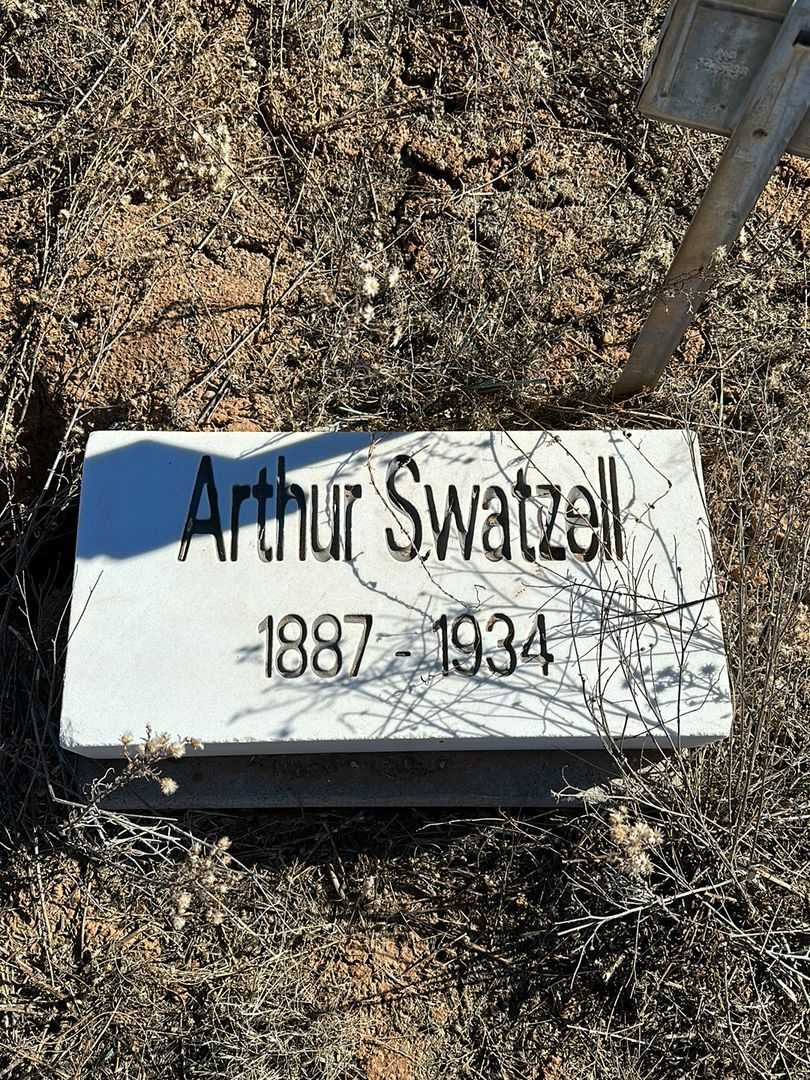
[614,0,810,397]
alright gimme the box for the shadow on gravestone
[75,431,403,561]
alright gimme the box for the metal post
[613,0,810,398]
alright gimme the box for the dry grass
[1,0,809,1077]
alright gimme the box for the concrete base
[65,748,660,809]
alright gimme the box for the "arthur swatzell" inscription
[178,452,625,565]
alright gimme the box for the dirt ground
[1,1,809,1077]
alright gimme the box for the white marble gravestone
[60,430,732,758]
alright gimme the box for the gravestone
[61,430,732,773]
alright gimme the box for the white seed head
[176,891,193,914]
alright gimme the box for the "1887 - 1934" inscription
[257,612,554,680]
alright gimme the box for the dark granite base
[66,747,659,809]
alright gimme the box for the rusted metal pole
[613,0,810,398]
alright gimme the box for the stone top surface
[60,430,732,757]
